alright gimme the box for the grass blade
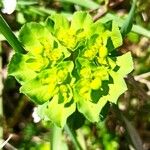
[65,124,83,150]
[121,115,143,150]
[121,0,137,37]
[0,15,25,53]
[17,1,38,6]
[100,13,150,38]
[60,0,99,9]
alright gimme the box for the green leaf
[102,21,123,49]
[74,79,107,122]
[76,70,127,121]
[0,15,25,53]
[67,110,85,130]
[110,21,123,48]
[20,68,58,104]
[127,32,140,43]
[71,11,93,32]
[20,61,74,104]
[121,0,137,37]
[60,0,99,9]
[46,14,69,33]
[89,20,105,36]
[8,53,37,84]
[19,22,53,54]
[99,102,110,121]
[116,52,134,77]
[77,95,107,122]
[121,114,143,150]
[77,57,91,67]
[17,1,38,6]
[107,71,127,103]
[37,95,76,127]
[100,13,150,38]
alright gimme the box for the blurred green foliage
[0,0,150,149]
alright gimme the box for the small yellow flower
[59,85,68,93]
[59,84,72,103]
[97,57,107,65]
[80,67,91,78]
[57,28,76,49]
[57,69,68,83]
[26,56,48,71]
[78,79,91,100]
[84,48,97,60]
[49,48,62,61]
[99,46,108,58]
[90,78,102,90]
[79,86,90,100]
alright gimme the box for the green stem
[50,125,62,150]
[0,15,25,53]
[65,124,83,150]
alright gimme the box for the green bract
[8,11,133,127]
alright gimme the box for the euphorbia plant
[7,11,133,127]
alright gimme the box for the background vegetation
[0,0,150,149]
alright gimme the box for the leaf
[8,53,37,84]
[71,11,93,32]
[0,15,25,53]
[110,21,123,48]
[19,22,53,54]
[121,115,143,150]
[46,13,69,33]
[102,21,123,49]
[76,57,91,67]
[116,52,134,77]
[100,13,150,38]
[99,102,110,121]
[67,110,85,130]
[20,69,58,104]
[25,54,49,71]
[74,81,107,122]
[89,20,105,37]
[77,95,107,122]
[60,0,99,9]
[107,71,127,103]
[76,71,127,121]
[20,61,74,104]
[17,1,38,5]
[121,0,137,37]
[37,95,76,127]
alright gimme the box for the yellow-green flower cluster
[8,11,133,127]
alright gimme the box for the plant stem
[8,95,28,128]
[50,124,62,150]
[0,15,25,53]
[65,124,83,150]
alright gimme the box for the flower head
[8,11,133,127]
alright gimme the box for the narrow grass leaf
[121,115,143,150]
[60,0,99,9]
[100,13,150,38]
[121,0,137,37]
